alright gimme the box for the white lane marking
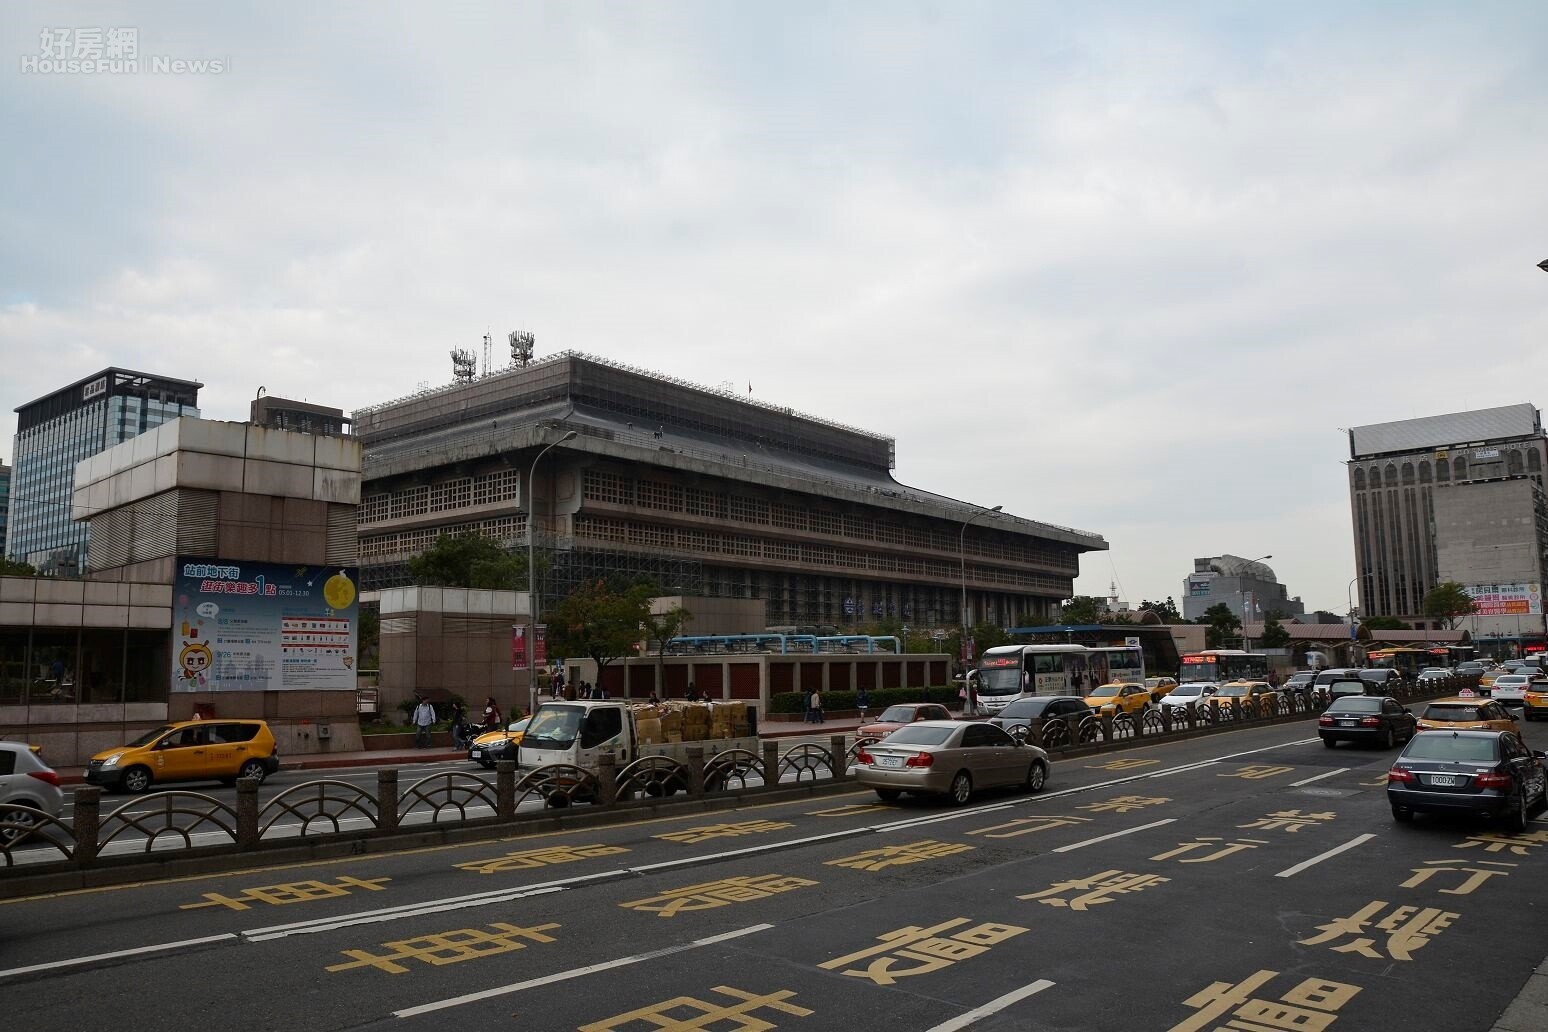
[923,979,1058,1032]
[1051,819,1176,853]
[392,923,775,1019]
[0,933,237,981]
[1288,768,1349,787]
[625,829,863,874]
[1274,833,1377,878]
[243,880,595,942]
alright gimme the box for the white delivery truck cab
[518,699,760,803]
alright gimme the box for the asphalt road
[4,717,1547,1032]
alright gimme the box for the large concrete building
[6,369,201,574]
[0,461,10,559]
[1182,555,1304,622]
[355,351,1107,638]
[1347,403,1548,648]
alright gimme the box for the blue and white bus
[976,643,1146,713]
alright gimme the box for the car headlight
[99,753,123,768]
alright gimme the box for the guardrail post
[762,740,780,788]
[71,786,101,867]
[1160,707,1173,735]
[1100,712,1114,743]
[235,777,260,849]
[377,769,399,835]
[595,754,618,808]
[830,734,849,779]
[686,746,706,797]
[495,760,516,819]
[1208,699,1220,723]
[1028,720,1043,749]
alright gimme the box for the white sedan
[1490,674,1533,706]
[1159,681,1219,713]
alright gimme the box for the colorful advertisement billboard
[1465,582,1542,617]
[172,557,359,692]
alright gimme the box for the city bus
[976,644,1145,713]
[1367,648,1432,678]
[1178,649,1270,685]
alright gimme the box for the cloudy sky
[3,2,1546,613]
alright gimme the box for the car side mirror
[1534,751,1546,760]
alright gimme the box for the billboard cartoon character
[179,641,213,686]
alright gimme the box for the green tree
[357,603,380,669]
[1361,616,1410,631]
[1259,614,1291,649]
[1423,581,1477,630]
[548,579,654,683]
[641,601,692,695]
[1140,597,1183,623]
[1058,596,1105,624]
[0,558,37,577]
[970,620,1011,658]
[1198,603,1241,650]
[407,533,527,589]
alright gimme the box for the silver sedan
[852,720,1051,805]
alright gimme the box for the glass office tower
[6,370,201,572]
[0,462,10,559]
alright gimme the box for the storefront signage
[1464,582,1541,617]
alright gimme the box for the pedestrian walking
[809,688,824,724]
[482,696,503,735]
[450,701,470,750]
[412,695,437,748]
[856,686,870,721]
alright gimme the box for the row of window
[358,469,523,524]
[359,514,528,559]
[1353,448,1542,489]
[581,470,1077,571]
[571,513,1071,594]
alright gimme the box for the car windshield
[1218,684,1253,697]
[999,699,1050,718]
[876,706,916,723]
[1420,669,1448,676]
[1403,735,1500,762]
[1328,681,1366,694]
[506,718,529,732]
[1085,687,1118,698]
[1495,676,1528,685]
[1421,705,1483,722]
[1171,683,1206,697]
[1286,674,1314,684]
[126,725,175,748]
[1328,698,1383,713]
[882,725,955,747]
[522,706,584,749]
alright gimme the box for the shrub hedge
[769,685,958,714]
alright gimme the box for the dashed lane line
[924,979,1058,1032]
[1288,768,1350,787]
[0,933,237,981]
[1051,819,1177,853]
[1274,833,1378,878]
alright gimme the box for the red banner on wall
[511,625,526,669]
[534,624,547,666]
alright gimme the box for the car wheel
[1383,728,1395,749]
[121,766,153,794]
[874,788,901,802]
[948,771,972,806]
[1507,789,1529,833]
[1391,805,1413,823]
[1322,737,1336,749]
[1025,761,1047,793]
[238,759,269,784]
[0,805,41,845]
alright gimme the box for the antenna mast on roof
[509,330,535,369]
[450,348,477,384]
[482,332,493,378]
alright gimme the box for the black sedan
[1318,696,1417,749]
[1387,729,1548,830]
[987,695,1092,742]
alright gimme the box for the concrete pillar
[830,734,848,779]
[235,778,260,850]
[496,760,516,819]
[71,786,101,867]
[377,769,399,835]
[595,754,618,808]
[686,746,706,797]
[762,739,780,788]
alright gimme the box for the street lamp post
[959,504,1002,712]
[527,429,578,717]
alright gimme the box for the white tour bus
[975,643,1146,713]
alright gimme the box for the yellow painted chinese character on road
[1086,758,1161,771]
[326,921,559,975]
[579,986,812,1031]
[656,820,794,844]
[1454,831,1548,856]
[182,875,390,912]
[1299,900,1458,961]
[1401,859,1516,896]
[1078,795,1170,814]
[966,815,1094,839]
[1170,970,1361,1032]
[1218,764,1296,780]
[820,918,1027,986]
[1151,837,1269,864]
[1238,809,1336,833]
[1017,869,1170,911]
[455,843,628,875]
[621,874,817,917]
[807,804,888,817]
[825,839,972,872]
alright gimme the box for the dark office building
[6,369,201,572]
[250,394,352,436]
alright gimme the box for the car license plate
[878,756,904,769]
[1339,720,1356,727]
[1429,774,1457,787]
[471,749,482,759]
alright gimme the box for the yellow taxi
[1085,682,1153,716]
[1525,678,1548,722]
[469,717,530,768]
[1414,695,1520,734]
[86,718,280,794]
[1478,668,1500,692]
[1214,680,1278,716]
[1144,677,1179,700]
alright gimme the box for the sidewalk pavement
[53,717,877,786]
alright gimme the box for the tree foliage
[1198,603,1241,650]
[408,534,527,590]
[1259,614,1291,649]
[1361,616,1409,631]
[1423,581,1477,630]
[1140,596,1184,623]
[0,558,37,577]
[970,620,1012,658]
[642,601,692,686]
[1058,595,1106,625]
[548,579,654,678]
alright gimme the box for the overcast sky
[3,3,1547,614]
